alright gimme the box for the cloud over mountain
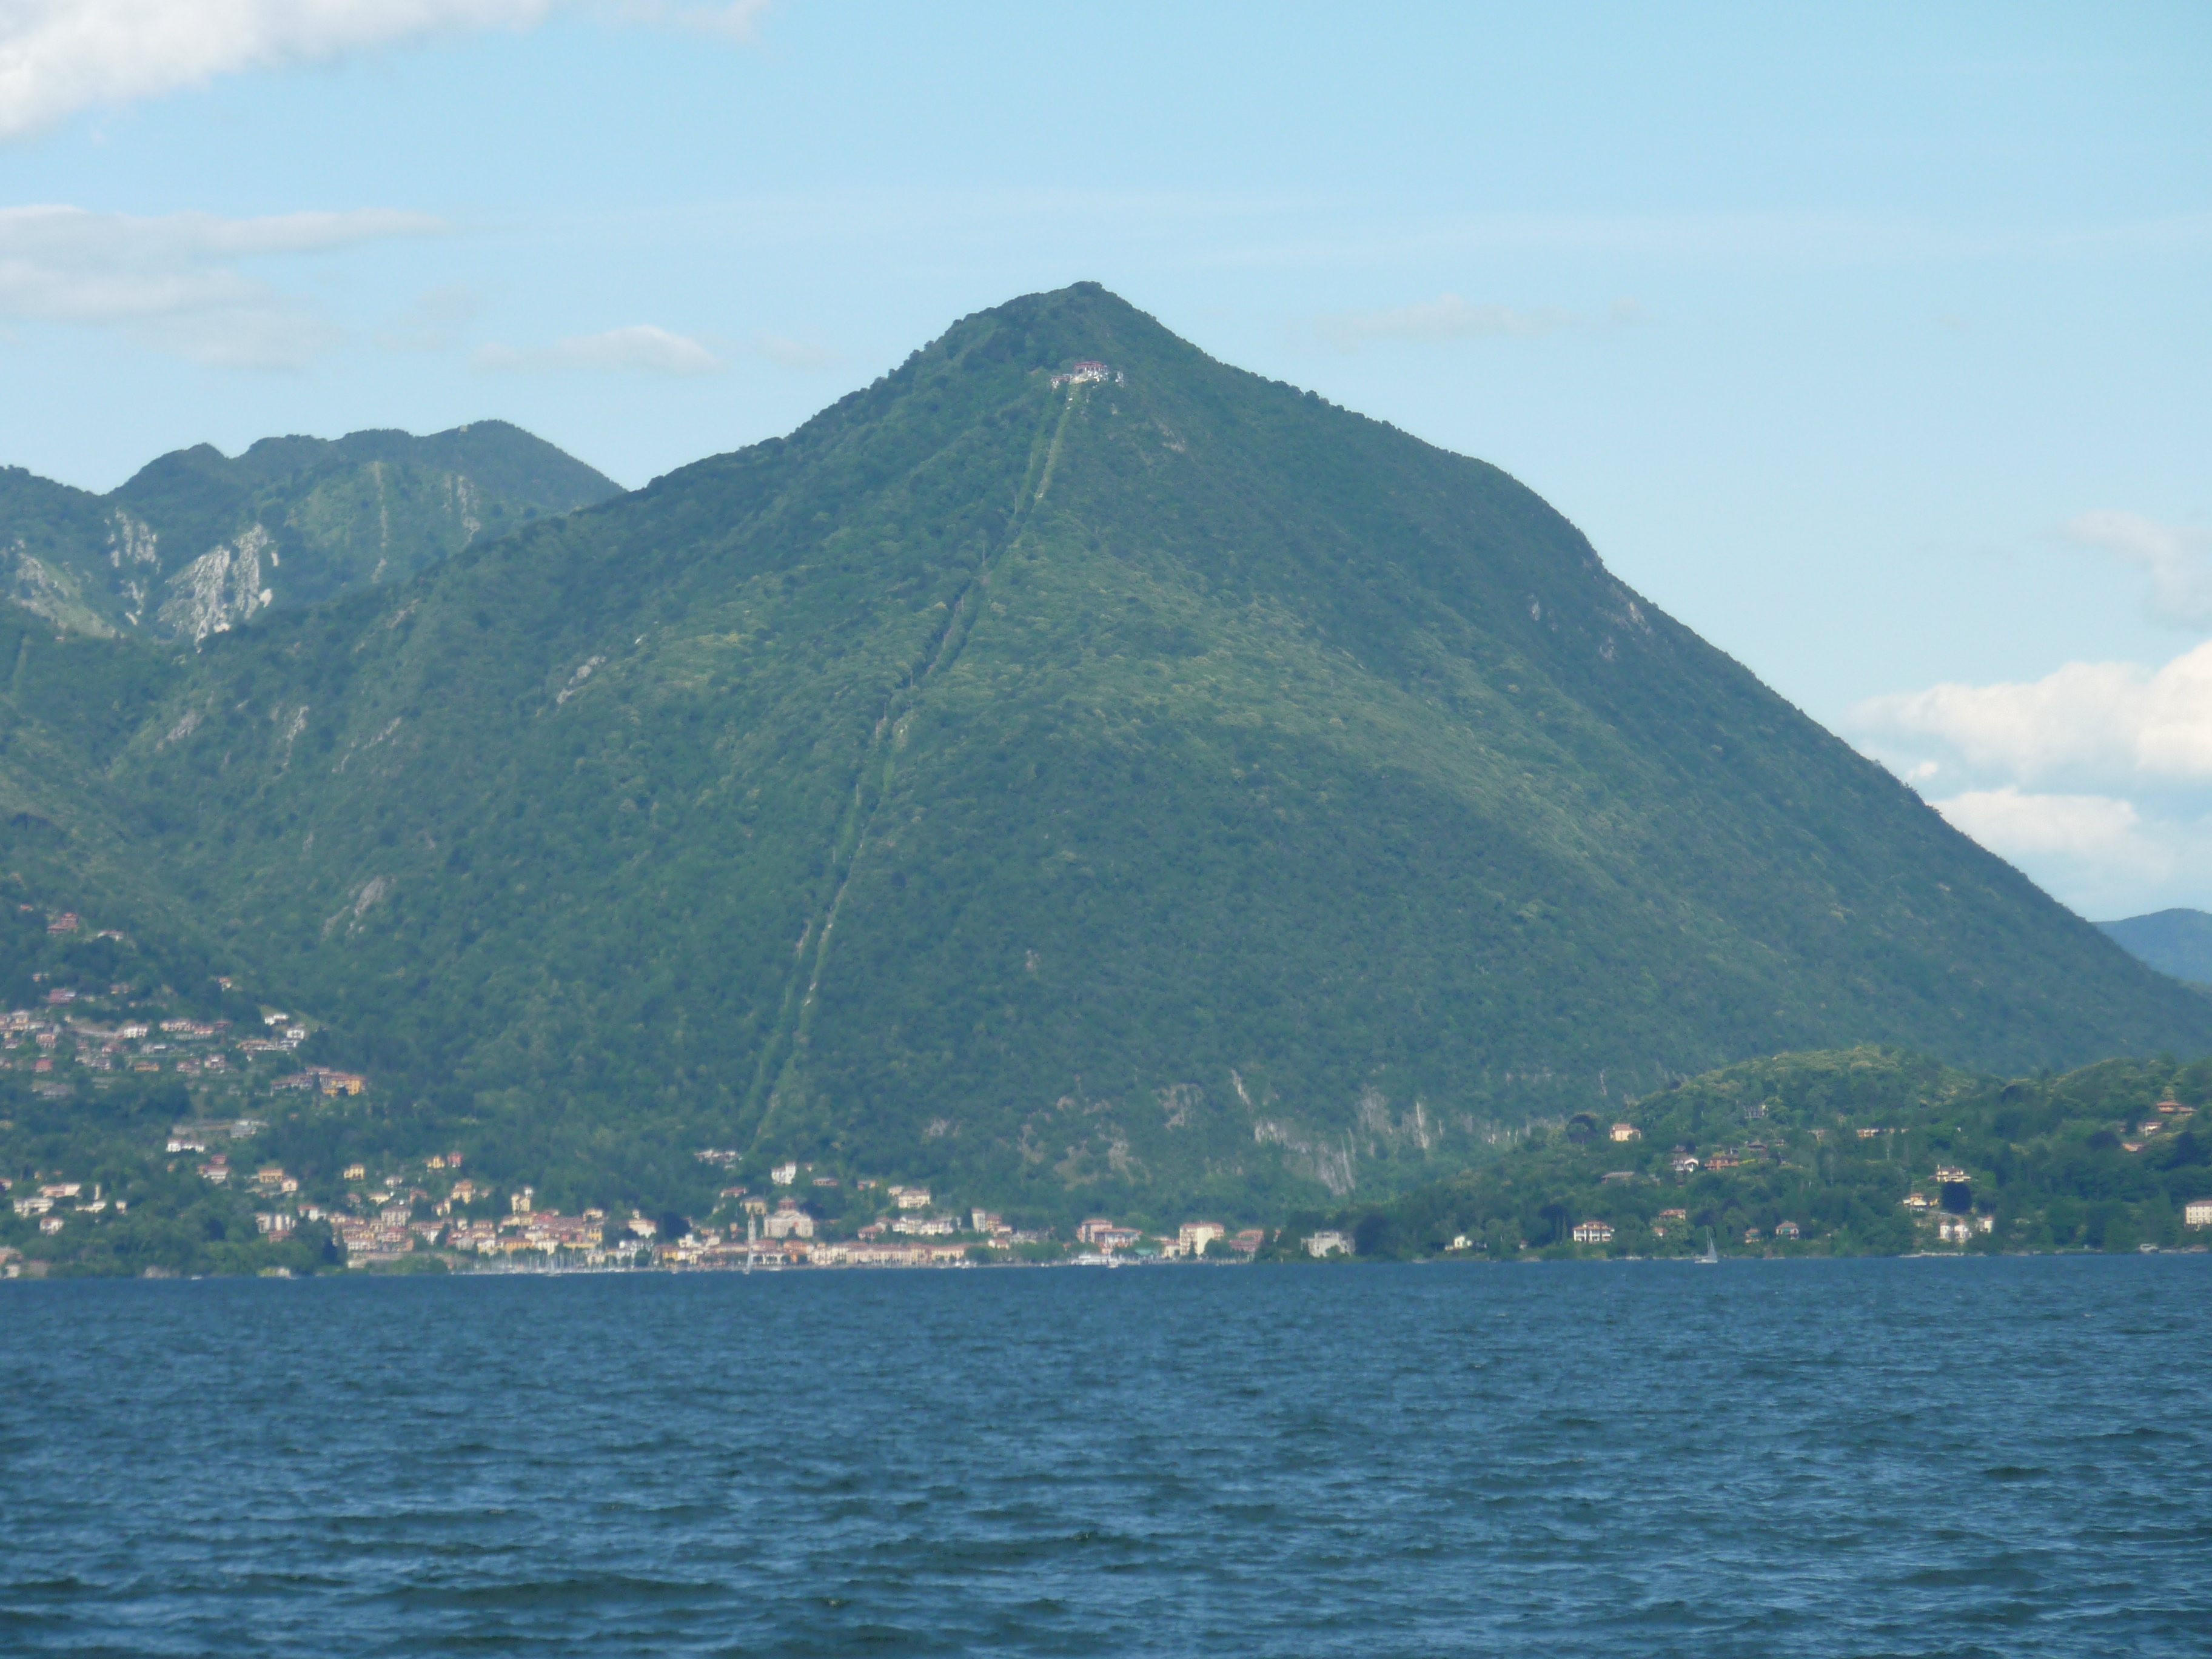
[0,203,444,366]
[1852,642,2212,789]
[1851,631,2212,914]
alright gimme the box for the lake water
[2,1256,2206,1656]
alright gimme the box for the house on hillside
[2185,1198,2212,1228]
[1571,1220,1615,1244]
[1609,1124,1641,1142]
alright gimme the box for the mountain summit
[6,285,2205,1214]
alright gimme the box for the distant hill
[0,423,618,643]
[2097,909,2212,987]
[4,283,2208,1222]
[1293,1045,2212,1259]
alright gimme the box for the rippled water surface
[2,1256,2207,1656]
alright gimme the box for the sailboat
[1698,1228,1718,1264]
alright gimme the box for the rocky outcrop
[156,525,274,644]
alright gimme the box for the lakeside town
[13,1091,2209,1276]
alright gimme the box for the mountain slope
[0,422,618,643]
[7,284,2209,1218]
[2098,909,2212,988]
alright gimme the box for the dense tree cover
[0,421,617,640]
[2,284,2210,1224]
[1298,1047,2212,1260]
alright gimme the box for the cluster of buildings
[1048,359,1124,389]
[283,1153,1276,1270]
[2,999,350,1091]
[1665,1140,1783,1176]
[6,1178,123,1236]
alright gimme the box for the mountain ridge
[0,420,618,643]
[2098,908,2212,988]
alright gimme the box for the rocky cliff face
[156,526,275,644]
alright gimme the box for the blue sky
[2,1,2208,915]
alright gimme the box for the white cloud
[616,0,768,42]
[1852,637,2212,914]
[1851,640,2212,788]
[0,204,442,321]
[0,203,444,366]
[2063,510,2212,629]
[0,1,551,139]
[1310,293,1649,349]
[0,0,769,139]
[1927,787,2211,919]
[475,323,722,374]
[1934,787,2161,866]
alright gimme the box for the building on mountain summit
[1049,360,1120,388]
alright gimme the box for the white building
[1178,1221,1227,1255]
[771,1162,799,1186]
[1305,1231,1349,1258]
[2185,1198,2212,1228]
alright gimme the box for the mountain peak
[7,292,2206,1218]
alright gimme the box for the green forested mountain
[4,284,2209,1222]
[2098,908,2212,988]
[0,422,617,643]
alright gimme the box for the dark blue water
[2,1257,2206,1657]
